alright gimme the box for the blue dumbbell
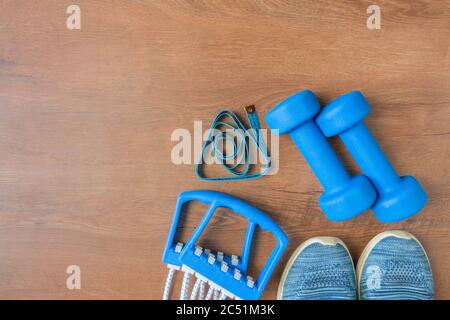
[265,90,376,221]
[316,91,427,223]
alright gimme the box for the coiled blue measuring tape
[195,106,271,181]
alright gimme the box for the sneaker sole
[277,236,355,300]
[356,230,432,299]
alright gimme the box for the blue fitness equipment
[265,90,377,222]
[315,91,427,223]
[161,190,288,300]
[195,107,271,181]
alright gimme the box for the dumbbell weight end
[319,175,377,222]
[372,176,427,223]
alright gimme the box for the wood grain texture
[0,0,449,299]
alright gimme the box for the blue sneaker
[277,237,357,300]
[357,230,434,300]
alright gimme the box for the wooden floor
[0,0,449,299]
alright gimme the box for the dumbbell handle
[340,122,400,193]
[290,120,351,190]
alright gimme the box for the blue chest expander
[161,190,288,300]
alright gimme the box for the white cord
[205,285,214,300]
[190,278,203,300]
[162,267,176,300]
[199,280,206,300]
[180,271,191,300]
[213,288,220,300]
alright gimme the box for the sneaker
[357,230,434,300]
[277,237,357,300]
